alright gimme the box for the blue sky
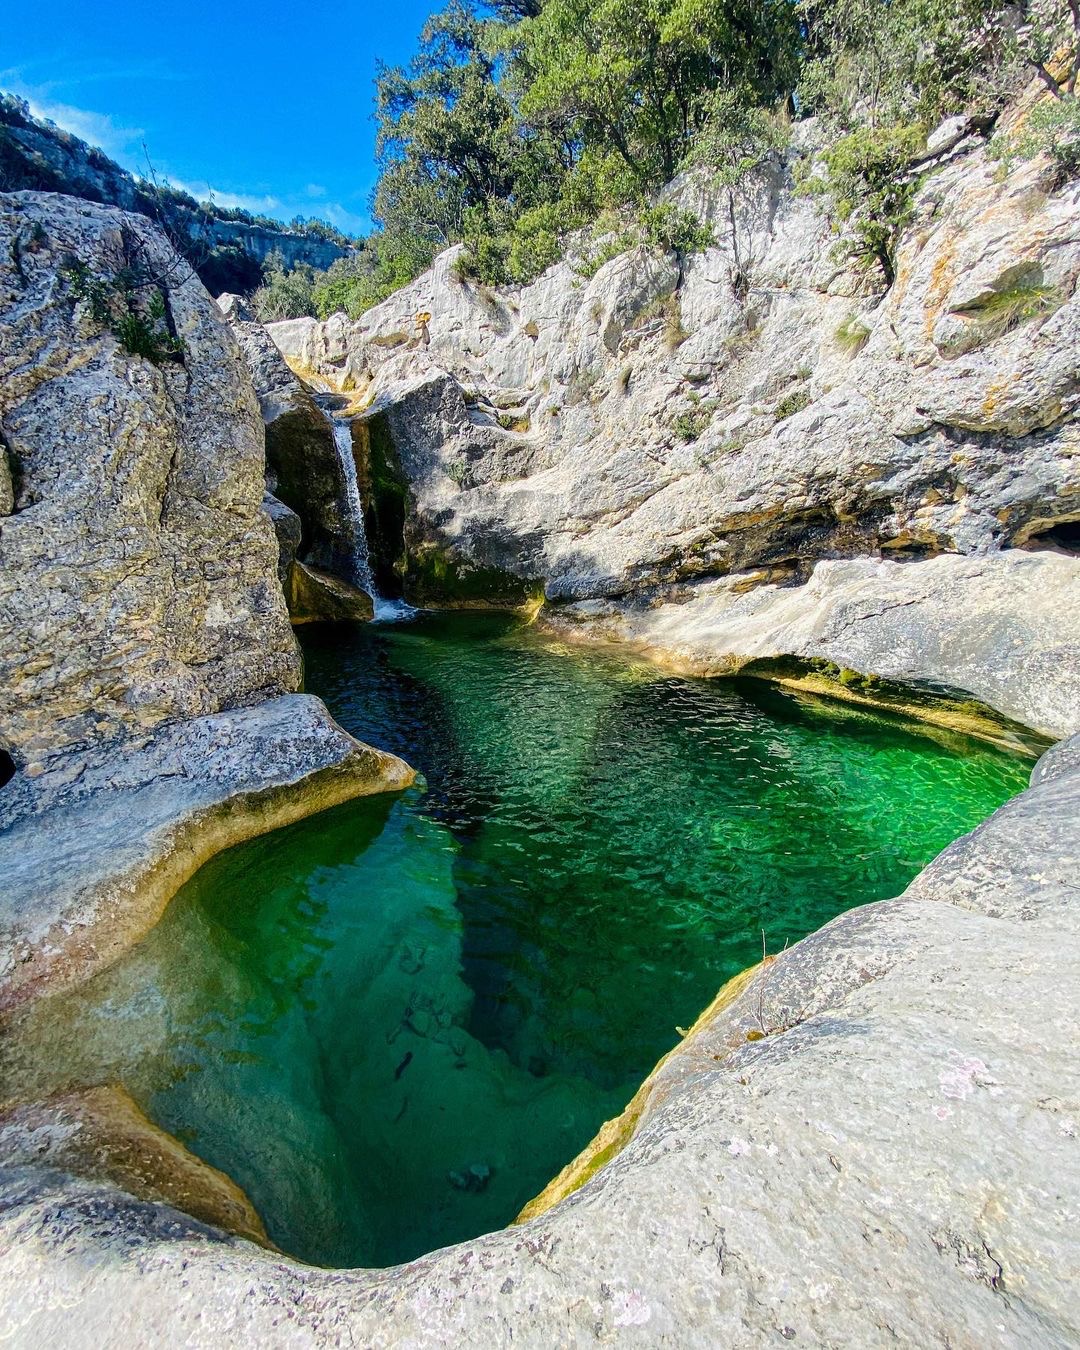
[2,0,439,235]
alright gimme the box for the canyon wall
[267,102,1080,739]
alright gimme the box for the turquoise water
[3,613,1031,1268]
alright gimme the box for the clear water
[2,613,1031,1269]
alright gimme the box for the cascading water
[325,408,414,622]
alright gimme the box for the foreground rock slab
[0,736,1076,1347]
[0,695,414,1015]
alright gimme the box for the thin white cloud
[304,183,328,198]
[2,75,144,159]
[167,177,283,214]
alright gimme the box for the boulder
[0,193,301,766]
[286,560,374,623]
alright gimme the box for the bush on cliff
[262,0,1080,316]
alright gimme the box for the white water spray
[326,410,415,622]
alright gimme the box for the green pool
[4,613,1031,1268]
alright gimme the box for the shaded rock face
[0,736,1076,1347]
[267,115,1079,609]
[0,193,301,767]
[219,295,366,609]
[548,551,1080,742]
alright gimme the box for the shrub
[774,387,811,420]
[61,255,184,365]
[991,96,1080,184]
[673,401,716,442]
[251,251,317,321]
[818,123,926,286]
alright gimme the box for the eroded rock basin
[0,613,1033,1269]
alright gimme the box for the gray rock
[0,694,413,1015]
[263,490,302,586]
[546,551,1080,741]
[219,297,358,580]
[0,192,301,767]
[0,736,1076,1347]
[266,130,1079,610]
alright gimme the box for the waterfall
[326,409,414,622]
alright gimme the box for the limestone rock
[546,551,1080,742]
[0,1086,270,1249]
[266,121,1079,610]
[0,193,301,766]
[286,560,374,623]
[218,295,357,579]
[0,737,1076,1346]
[0,694,414,1014]
[263,490,302,586]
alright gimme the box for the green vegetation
[60,236,185,366]
[240,1,1080,316]
[955,273,1060,342]
[774,385,811,420]
[991,96,1080,182]
[673,400,716,442]
[835,312,871,354]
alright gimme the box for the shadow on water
[1,611,1033,1268]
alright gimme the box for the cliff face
[0,193,303,766]
[266,108,1079,614]
[0,97,351,287]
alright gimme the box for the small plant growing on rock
[673,401,716,442]
[664,298,689,351]
[61,242,184,366]
[835,313,871,354]
[497,411,531,433]
[990,92,1080,187]
[774,387,811,421]
[955,276,1059,343]
[446,458,469,487]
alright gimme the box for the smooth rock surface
[0,737,1076,1347]
[0,193,301,766]
[545,551,1080,741]
[0,694,413,1014]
